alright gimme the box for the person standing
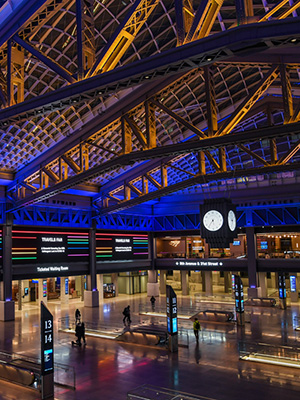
[122,305,131,326]
[150,296,156,311]
[193,318,201,342]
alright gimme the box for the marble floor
[0,293,300,400]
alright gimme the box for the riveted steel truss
[1,1,300,218]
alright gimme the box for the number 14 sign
[41,302,54,375]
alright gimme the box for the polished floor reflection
[0,294,300,399]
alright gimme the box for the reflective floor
[1,294,300,399]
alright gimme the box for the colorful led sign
[96,232,149,260]
[12,228,89,264]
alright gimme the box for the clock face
[203,210,224,232]
[228,210,236,231]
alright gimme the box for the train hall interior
[1,0,300,399]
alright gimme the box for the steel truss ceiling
[0,0,300,215]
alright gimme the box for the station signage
[37,266,69,273]
[96,232,149,260]
[175,260,223,267]
[233,274,244,313]
[278,273,286,299]
[166,285,178,336]
[290,275,296,293]
[12,228,89,265]
[41,302,54,375]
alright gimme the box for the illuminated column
[181,271,189,296]
[204,271,213,296]
[60,277,69,305]
[111,273,119,297]
[290,273,298,303]
[258,272,268,298]
[0,221,15,322]
[147,270,159,297]
[159,270,166,295]
[224,272,231,293]
[97,274,104,303]
[84,227,99,308]
[246,227,261,298]
[38,279,47,305]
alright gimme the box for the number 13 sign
[41,302,54,375]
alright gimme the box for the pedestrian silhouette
[193,318,201,342]
[122,305,131,326]
[150,296,156,311]
[75,308,81,323]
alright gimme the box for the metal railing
[127,384,213,399]
[0,350,76,390]
[239,342,300,364]
[58,317,123,337]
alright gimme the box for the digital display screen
[43,280,47,297]
[172,318,178,334]
[44,349,53,372]
[260,241,268,250]
[12,228,89,265]
[233,240,240,246]
[24,287,29,296]
[65,278,69,295]
[278,274,286,299]
[290,276,296,292]
[96,232,149,260]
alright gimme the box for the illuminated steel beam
[1,18,300,124]
[277,139,300,164]
[0,0,49,49]
[145,100,157,149]
[11,120,300,210]
[204,66,217,137]
[280,64,293,123]
[175,0,194,46]
[13,35,76,84]
[258,0,290,22]
[238,144,270,166]
[124,115,148,150]
[87,0,160,77]
[151,99,206,138]
[216,65,279,136]
[278,0,300,18]
[185,0,223,43]
[101,162,300,213]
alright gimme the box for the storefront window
[257,233,300,258]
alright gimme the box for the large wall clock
[200,198,237,248]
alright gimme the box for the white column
[97,274,104,303]
[259,272,268,298]
[38,279,47,305]
[147,270,159,296]
[111,273,118,297]
[204,271,213,296]
[159,270,166,295]
[181,270,189,295]
[60,277,69,305]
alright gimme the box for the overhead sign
[96,232,149,260]
[12,229,89,265]
[175,260,223,267]
[41,302,53,375]
[166,285,178,336]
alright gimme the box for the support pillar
[111,273,119,297]
[290,273,298,303]
[246,227,261,298]
[0,222,14,321]
[60,277,69,305]
[97,274,104,303]
[37,279,47,305]
[258,272,268,298]
[224,272,231,293]
[159,270,166,295]
[204,271,213,296]
[147,270,159,297]
[181,270,189,296]
[84,227,99,308]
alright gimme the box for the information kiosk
[41,302,54,399]
[166,285,178,352]
[233,275,245,326]
[278,273,287,309]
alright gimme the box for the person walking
[75,308,81,324]
[75,322,82,346]
[193,318,201,342]
[150,296,156,311]
[122,305,131,326]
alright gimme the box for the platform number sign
[278,273,286,299]
[166,285,178,335]
[41,302,54,375]
[234,275,244,313]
